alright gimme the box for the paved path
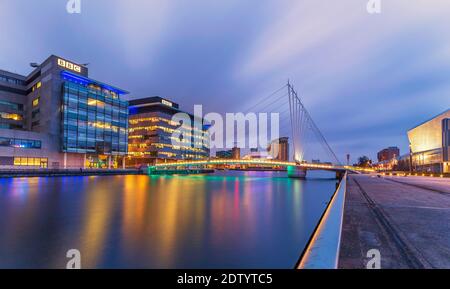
[339,174,450,269]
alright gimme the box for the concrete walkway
[339,174,450,269]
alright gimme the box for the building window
[13,157,48,168]
[0,112,22,121]
[0,137,42,149]
[33,98,40,107]
[0,100,23,111]
[32,82,42,92]
[32,109,40,119]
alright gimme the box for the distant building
[267,137,289,161]
[216,150,233,159]
[407,109,450,173]
[127,97,210,166]
[377,147,400,162]
[232,147,240,160]
[243,150,268,160]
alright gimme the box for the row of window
[65,82,128,107]
[14,157,48,168]
[0,112,23,121]
[0,137,42,149]
[0,123,23,130]
[0,100,23,111]
[0,75,26,86]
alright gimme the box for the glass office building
[127,97,210,166]
[61,72,129,168]
[407,109,450,174]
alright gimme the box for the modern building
[0,55,129,169]
[377,147,400,162]
[407,109,450,173]
[267,137,289,161]
[127,97,210,166]
[232,146,241,160]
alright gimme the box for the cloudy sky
[1,0,449,163]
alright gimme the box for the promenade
[0,169,142,178]
[339,174,450,269]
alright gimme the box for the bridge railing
[149,159,345,172]
[296,172,347,269]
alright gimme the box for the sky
[1,0,449,163]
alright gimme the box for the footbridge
[148,82,363,178]
[149,159,354,179]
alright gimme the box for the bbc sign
[57,59,82,73]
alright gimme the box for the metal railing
[296,172,347,269]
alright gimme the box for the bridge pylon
[287,165,307,179]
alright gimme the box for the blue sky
[1,0,449,163]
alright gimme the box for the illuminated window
[0,112,22,121]
[37,82,41,89]
[13,157,48,167]
[87,98,105,108]
[33,98,40,107]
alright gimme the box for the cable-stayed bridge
[149,82,354,178]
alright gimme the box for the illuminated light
[61,71,129,95]
[0,112,22,121]
[162,100,173,107]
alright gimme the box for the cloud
[113,0,173,68]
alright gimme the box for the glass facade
[62,82,128,155]
[407,110,450,174]
[0,100,24,130]
[0,137,41,149]
[128,112,210,161]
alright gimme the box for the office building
[127,97,210,166]
[0,55,129,169]
[407,109,450,173]
[232,147,241,160]
[377,147,400,162]
[267,137,289,161]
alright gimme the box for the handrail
[296,172,347,269]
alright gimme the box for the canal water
[0,171,337,269]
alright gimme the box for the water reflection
[0,171,336,268]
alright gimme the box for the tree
[357,156,372,168]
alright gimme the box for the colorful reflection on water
[0,171,337,268]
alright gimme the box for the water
[0,171,337,269]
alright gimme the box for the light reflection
[0,171,336,268]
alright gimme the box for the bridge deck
[150,159,348,172]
